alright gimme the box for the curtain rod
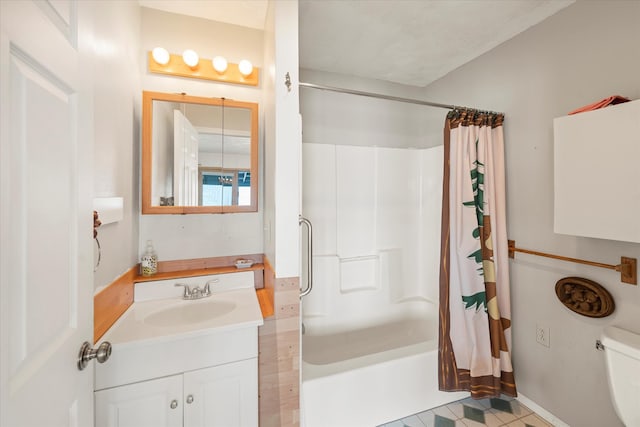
[299,82,456,110]
[299,81,503,115]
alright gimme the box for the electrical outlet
[536,324,550,348]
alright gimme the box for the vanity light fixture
[238,59,253,77]
[212,56,228,73]
[148,49,259,86]
[151,47,170,65]
[182,49,199,68]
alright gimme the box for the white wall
[139,8,264,261]
[422,2,640,426]
[300,68,442,148]
[262,2,276,268]
[92,1,141,289]
[262,0,301,278]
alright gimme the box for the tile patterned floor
[379,395,554,427]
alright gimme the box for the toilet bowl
[601,326,640,426]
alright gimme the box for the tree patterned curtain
[438,108,517,398]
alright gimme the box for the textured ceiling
[138,0,268,30]
[139,0,574,87]
[299,0,574,87]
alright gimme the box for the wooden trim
[141,91,259,215]
[141,92,153,214]
[508,240,637,285]
[250,100,259,210]
[261,256,276,318]
[135,263,264,282]
[156,253,263,273]
[94,266,137,343]
[256,288,274,318]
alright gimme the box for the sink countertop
[102,284,264,349]
[95,271,264,391]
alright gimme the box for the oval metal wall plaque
[555,277,614,318]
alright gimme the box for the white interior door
[0,1,94,426]
[173,110,199,206]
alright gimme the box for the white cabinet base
[95,375,182,427]
[185,358,258,427]
[95,358,258,427]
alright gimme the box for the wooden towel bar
[508,240,637,285]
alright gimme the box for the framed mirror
[142,91,258,214]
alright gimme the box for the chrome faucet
[174,282,212,300]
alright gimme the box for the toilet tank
[601,326,640,427]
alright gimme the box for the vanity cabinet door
[183,358,259,427]
[95,375,183,427]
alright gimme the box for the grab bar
[299,216,313,298]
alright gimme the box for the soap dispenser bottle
[140,240,158,276]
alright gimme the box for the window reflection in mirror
[200,169,251,206]
[142,91,258,214]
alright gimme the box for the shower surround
[301,142,466,426]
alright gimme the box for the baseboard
[517,393,570,427]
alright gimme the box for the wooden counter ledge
[134,263,264,282]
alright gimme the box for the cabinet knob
[170,399,178,409]
[186,394,194,404]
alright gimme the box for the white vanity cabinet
[94,272,263,427]
[183,358,258,427]
[95,374,182,427]
[95,358,258,427]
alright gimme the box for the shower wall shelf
[507,240,637,285]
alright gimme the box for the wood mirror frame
[142,91,258,214]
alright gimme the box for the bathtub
[301,311,468,427]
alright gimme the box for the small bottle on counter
[140,240,158,276]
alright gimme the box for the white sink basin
[95,272,264,391]
[144,300,236,327]
[103,289,262,345]
[101,272,263,347]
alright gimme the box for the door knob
[77,341,112,370]
[186,394,194,404]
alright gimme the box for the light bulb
[238,59,253,76]
[212,56,228,73]
[152,47,170,65]
[182,49,199,68]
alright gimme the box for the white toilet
[601,326,640,427]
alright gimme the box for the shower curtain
[438,109,516,398]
